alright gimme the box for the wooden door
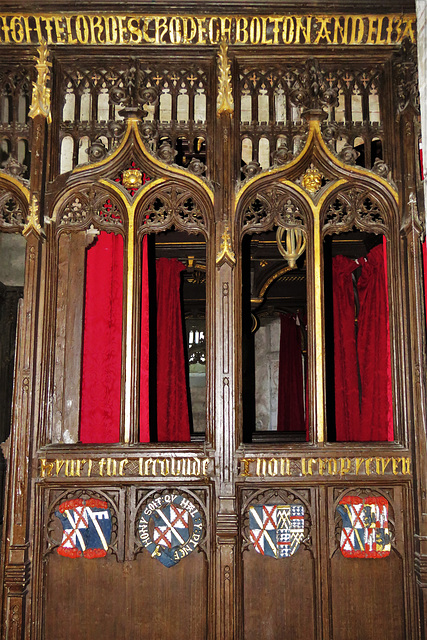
[0,7,426,640]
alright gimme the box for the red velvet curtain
[155,258,191,442]
[277,314,305,432]
[139,234,150,442]
[80,231,123,443]
[332,255,360,441]
[357,243,393,441]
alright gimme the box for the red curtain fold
[80,231,123,443]
[155,257,191,442]
[277,314,305,432]
[357,243,393,441]
[332,255,360,441]
[139,234,150,442]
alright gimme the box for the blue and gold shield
[249,504,305,558]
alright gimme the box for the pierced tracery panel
[241,187,307,236]
[57,60,210,176]
[137,185,207,234]
[0,191,26,230]
[0,65,32,179]
[56,186,126,232]
[238,63,384,175]
[322,187,388,236]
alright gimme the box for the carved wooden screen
[1,7,426,640]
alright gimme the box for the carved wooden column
[393,38,427,635]
[401,195,427,636]
[214,39,239,640]
[1,42,50,640]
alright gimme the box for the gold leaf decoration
[216,225,236,267]
[28,40,52,123]
[217,38,234,116]
[301,164,323,194]
[23,194,42,238]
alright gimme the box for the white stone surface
[0,233,26,286]
[255,317,281,430]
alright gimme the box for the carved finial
[405,192,425,238]
[216,225,236,268]
[29,40,52,123]
[109,66,159,122]
[290,58,338,116]
[23,194,42,238]
[217,38,234,116]
[276,227,306,269]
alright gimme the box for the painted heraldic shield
[55,498,112,559]
[249,504,305,558]
[337,496,391,558]
[138,494,204,568]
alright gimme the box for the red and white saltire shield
[337,496,391,558]
[55,498,112,559]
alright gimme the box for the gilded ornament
[301,164,323,194]
[28,40,52,123]
[217,38,234,116]
[122,168,143,190]
[276,227,306,268]
[216,225,236,267]
[23,194,42,238]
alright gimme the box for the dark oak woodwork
[0,1,426,639]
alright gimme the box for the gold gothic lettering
[39,456,211,478]
[239,456,412,478]
[0,14,416,46]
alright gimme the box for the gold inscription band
[0,14,416,46]
[239,456,412,477]
[39,456,211,478]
